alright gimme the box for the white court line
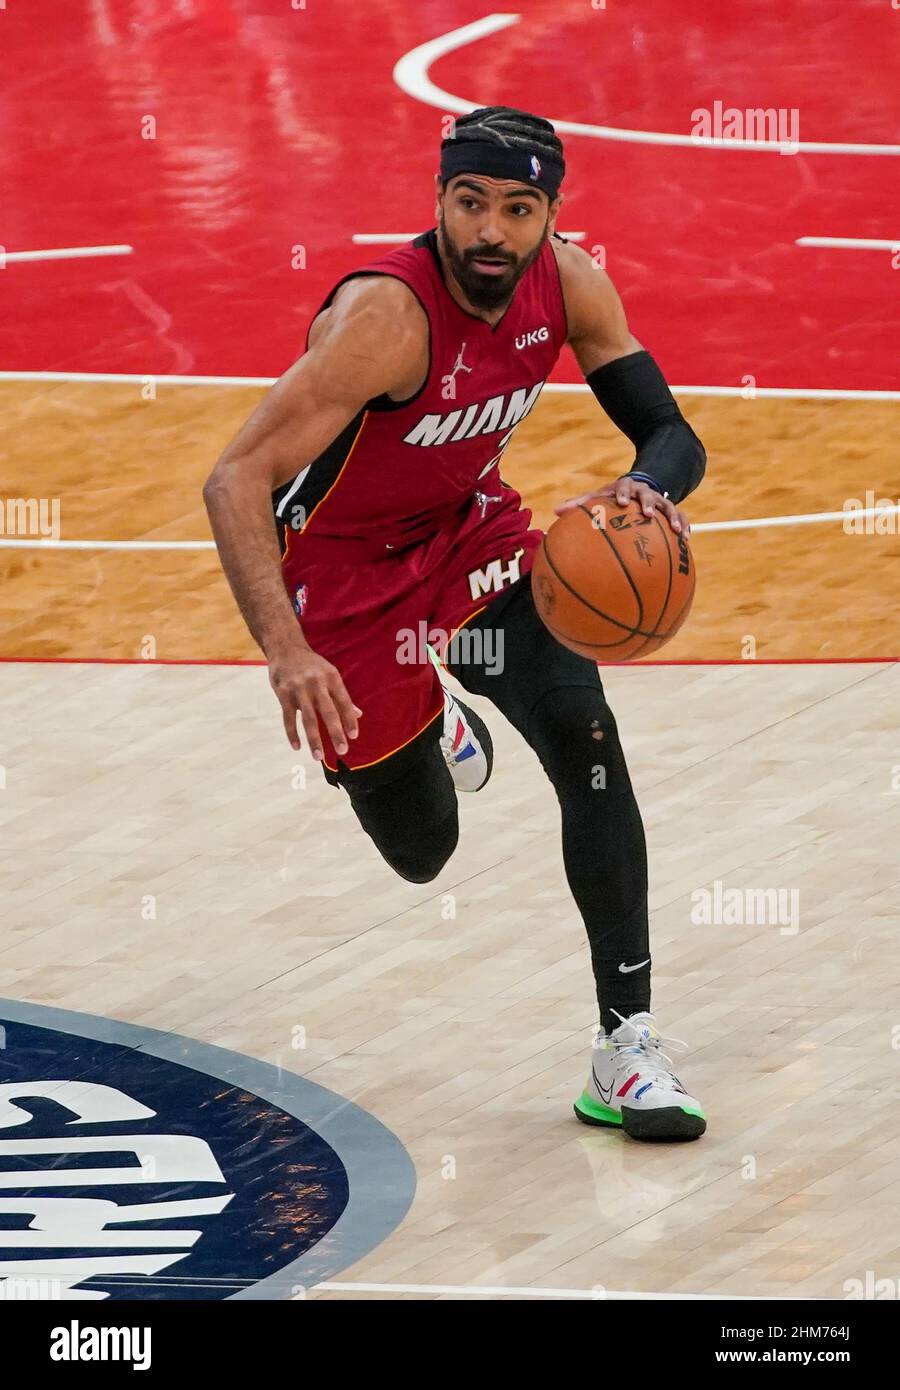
[352,232,586,243]
[547,383,900,402]
[314,1280,764,1300]
[797,236,900,251]
[0,539,217,551]
[1,244,134,264]
[393,14,900,156]
[2,505,897,550]
[695,504,900,533]
[0,371,897,401]
[0,372,277,387]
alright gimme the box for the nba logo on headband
[529,155,542,181]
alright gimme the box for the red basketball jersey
[276,229,568,572]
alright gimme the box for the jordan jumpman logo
[449,342,473,380]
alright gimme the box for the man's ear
[547,191,564,235]
[434,173,444,222]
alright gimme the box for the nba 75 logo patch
[293,584,308,616]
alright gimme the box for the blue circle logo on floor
[0,1000,415,1300]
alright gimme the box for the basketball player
[204,108,708,1141]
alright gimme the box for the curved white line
[394,14,900,156]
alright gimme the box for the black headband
[440,138,563,200]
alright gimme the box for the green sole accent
[575,1092,706,1126]
[574,1091,622,1126]
[425,642,446,674]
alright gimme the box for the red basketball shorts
[284,496,543,776]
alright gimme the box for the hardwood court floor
[1,383,898,660]
[2,657,898,1298]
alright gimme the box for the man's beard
[438,213,548,311]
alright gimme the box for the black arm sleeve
[585,350,706,504]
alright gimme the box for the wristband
[624,471,664,495]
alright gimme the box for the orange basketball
[530,499,696,661]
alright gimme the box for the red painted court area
[2,0,898,387]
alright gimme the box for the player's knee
[529,684,619,747]
[382,810,459,883]
[526,684,625,784]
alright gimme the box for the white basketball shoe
[574,1011,706,1141]
[427,644,493,793]
[439,684,494,793]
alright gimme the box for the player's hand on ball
[268,642,362,759]
[555,476,690,537]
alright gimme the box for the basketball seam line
[539,510,689,643]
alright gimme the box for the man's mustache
[465,248,516,267]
